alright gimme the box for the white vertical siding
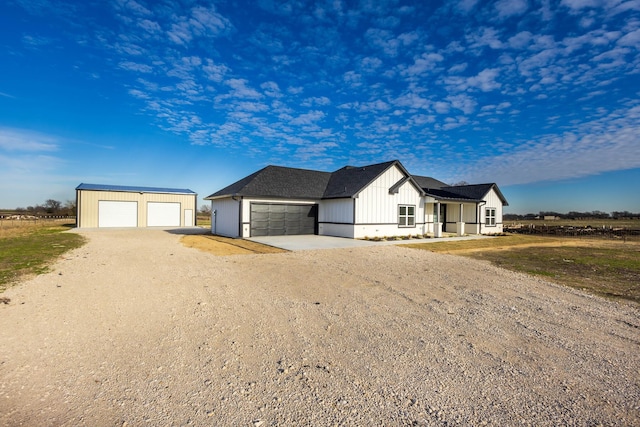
[319,199,353,223]
[211,198,240,237]
[351,165,424,238]
[479,188,505,234]
[355,166,403,224]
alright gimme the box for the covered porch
[424,200,483,237]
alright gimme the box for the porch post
[434,202,442,238]
[457,203,465,236]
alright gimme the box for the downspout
[212,208,217,235]
[232,194,242,238]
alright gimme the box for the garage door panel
[147,202,180,227]
[250,203,317,236]
[98,201,138,228]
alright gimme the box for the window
[485,207,496,226]
[399,205,415,227]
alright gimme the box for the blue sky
[1,0,639,214]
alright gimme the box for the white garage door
[98,201,138,228]
[147,202,180,227]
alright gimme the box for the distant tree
[590,210,610,219]
[503,213,522,221]
[63,200,76,216]
[612,211,637,219]
[567,211,586,219]
[451,180,469,186]
[198,204,212,216]
[43,199,62,214]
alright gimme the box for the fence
[0,216,76,229]
[504,224,639,241]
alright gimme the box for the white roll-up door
[147,202,181,227]
[98,201,138,228]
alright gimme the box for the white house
[205,160,508,239]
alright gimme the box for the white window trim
[398,205,416,228]
[485,207,496,226]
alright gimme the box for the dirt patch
[180,234,287,255]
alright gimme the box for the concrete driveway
[248,234,488,251]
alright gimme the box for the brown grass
[181,234,286,255]
[406,234,640,304]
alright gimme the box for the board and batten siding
[318,198,354,238]
[319,198,353,223]
[352,165,425,239]
[210,198,241,237]
[77,189,196,228]
[479,188,505,234]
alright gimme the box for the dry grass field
[0,219,85,292]
[406,234,640,304]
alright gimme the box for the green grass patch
[407,235,640,304]
[0,223,86,293]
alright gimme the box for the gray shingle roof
[206,166,331,199]
[412,175,449,189]
[206,160,507,205]
[76,183,196,195]
[323,160,398,198]
[423,183,508,205]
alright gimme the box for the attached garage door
[250,203,317,236]
[98,201,138,228]
[147,202,181,227]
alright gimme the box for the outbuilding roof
[76,183,196,195]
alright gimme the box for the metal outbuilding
[76,183,197,228]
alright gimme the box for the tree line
[504,211,640,220]
[7,199,77,216]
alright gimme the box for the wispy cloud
[0,128,59,152]
[464,103,640,185]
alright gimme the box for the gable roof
[412,175,449,190]
[206,160,507,205]
[322,160,425,198]
[423,183,509,206]
[206,165,331,200]
[76,183,196,195]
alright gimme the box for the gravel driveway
[1,229,638,426]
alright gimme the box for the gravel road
[1,229,638,426]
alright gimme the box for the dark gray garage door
[250,203,318,236]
